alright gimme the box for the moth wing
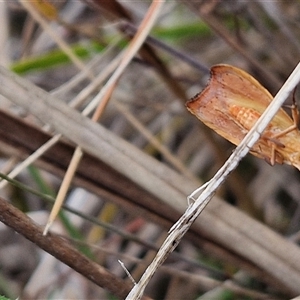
[186,76,249,146]
[210,64,293,129]
[186,64,294,138]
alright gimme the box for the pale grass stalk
[70,53,123,113]
[43,147,83,235]
[51,53,110,98]
[52,37,123,100]
[126,62,300,300]
[115,101,195,180]
[0,134,61,190]
[91,0,166,120]
[43,0,166,234]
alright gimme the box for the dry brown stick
[0,195,153,300]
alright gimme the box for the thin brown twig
[0,195,150,300]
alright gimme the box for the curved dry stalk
[126,62,300,299]
[115,101,196,180]
[92,0,166,120]
[52,42,122,98]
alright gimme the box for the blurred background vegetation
[1,1,300,299]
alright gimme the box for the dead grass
[0,1,300,299]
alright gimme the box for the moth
[186,64,300,170]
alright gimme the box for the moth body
[229,105,268,132]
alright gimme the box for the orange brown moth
[186,64,300,170]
